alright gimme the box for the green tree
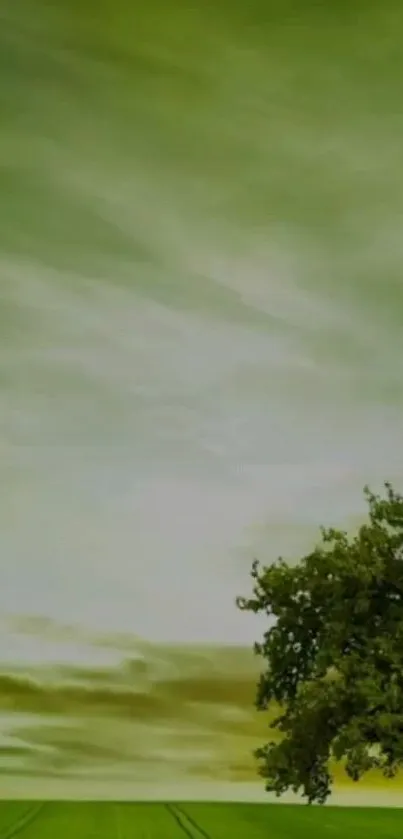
[237,483,403,804]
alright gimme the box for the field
[0,801,402,838]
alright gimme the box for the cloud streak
[0,624,266,783]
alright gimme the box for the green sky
[1,0,403,794]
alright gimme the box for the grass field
[0,801,402,838]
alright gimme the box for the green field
[0,801,402,838]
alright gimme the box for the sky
[1,0,403,794]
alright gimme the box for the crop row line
[0,803,46,839]
[165,803,213,839]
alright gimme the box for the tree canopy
[237,482,403,804]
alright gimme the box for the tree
[236,482,403,804]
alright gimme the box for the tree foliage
[237,483,403,804]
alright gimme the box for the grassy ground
[0,801,402,838]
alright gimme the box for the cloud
[0,631,267,783]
